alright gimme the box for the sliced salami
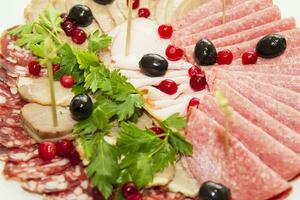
[4,157,71,181]
[199,94,300,180]
[0,106,22,128]
[173,0,245,30]
[205,78,300,154]
[213,17,296,47]
[185,108,291,200]
[175,6,281,47]
[143,188,185,200]
[0,145,38,163]
[0,127,35,148]
[21,165,87,194]
[0,67,17,87]
[0,82,25,108]
[174,0,272,38]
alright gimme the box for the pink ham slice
[173,0,245,30]
[174,5,281,48]
[185,108,291,200]
[205,79,300,154]
[213,17,296,47]
[198,94,300,180]
[173,0,273,38]
[218,28,300,58]
[210,71,300,111]
[206,70,300,133]
[214,63,300,75]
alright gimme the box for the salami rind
[185,108,291,200]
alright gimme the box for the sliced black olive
[139,54,168,77]
[194,39,217,66]
[70,94,93,121]
[93,0,115,5]
[199,181,231,200]
[256,34,286,58]
[69,5,93,27]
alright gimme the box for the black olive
[194,39,217,66]
[139,54,168,77]
[256,34,286,58]
[198,181,231,200]
[93,0,115,5]
[70,94,93,121]
[69,5,93,27]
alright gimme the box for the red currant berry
[56,139,74,158]
[190,74,207,91]
[217,49,233,65]
[92,187,105,200]
[62,20,77,36]
[60,75,75,88]
[165,45,184,61]
[122,182,139,199]
[138,8,150,18]
[242,51,258,65]
[127,0,140,9]
[127,193,143,200]
[158,24,173,39]
[68,149,81,166]
[157,79,178,95]
[52,64,60,73]
[60,13,71,22]
[71,29,87,44]
[188,66,202,77]
[38,142,56,160]
[150,126,165,139]
[187,97,201,112]
[28,61,41,76]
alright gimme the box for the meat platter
[0,0,299,200]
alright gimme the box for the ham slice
[129,76,190,88]
[120,69,188,79]
[214,63,300,75]
[173,0,273,38]
[213,17,296,47]
[206,70,300,132]
[173,0,245,30]
[175,6,281,47]
[206,79,300,154]
[210,70,300,111]
[185,108,291,200]
[198,94,300,180]
[218,28,300,58]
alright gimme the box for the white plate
[0,0,299,199]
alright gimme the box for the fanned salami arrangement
[0,0,299,200]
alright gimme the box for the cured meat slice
[0,82,25,108]
[0,55,29,77]
[143,189,185,200]
[21,165,86,194]
[0,67,17,87]
[173,0,245,30]
[0,145,38,163]
[0,127,35,148]
[218,28,300,58]
[214,63,300,75]
[0,106,22,128]
[175,6,281,47]
[4,157,71,181]
[129,76,190,88]
[213,17,296,47]
[174,0,273,38]
[46,180,92,200]
[206,70,300,132]
[145,102,188,121]
[198,94,300,180]
[0,34,35,67]
[210,71,300,111]
[205,79,300,154]
[120,69,188,79]
[185,108,291,200]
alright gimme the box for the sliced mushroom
[21,103,76,142]
[168,160,199,197]
[17,77,74,107]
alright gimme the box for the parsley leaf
[38,4,62,34]
[88,31,112,52]
[168,130,193,156]
[8,23,34,36]
[162,113,186,130]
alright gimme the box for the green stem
[46,62,58,127]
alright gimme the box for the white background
[0,0,299,199]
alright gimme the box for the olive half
[139,54,168,77]
[199,181,231,200]
[194,39,217,66]
[70,94,93,121]
[256,34,286,58]
[69,5,93,27]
